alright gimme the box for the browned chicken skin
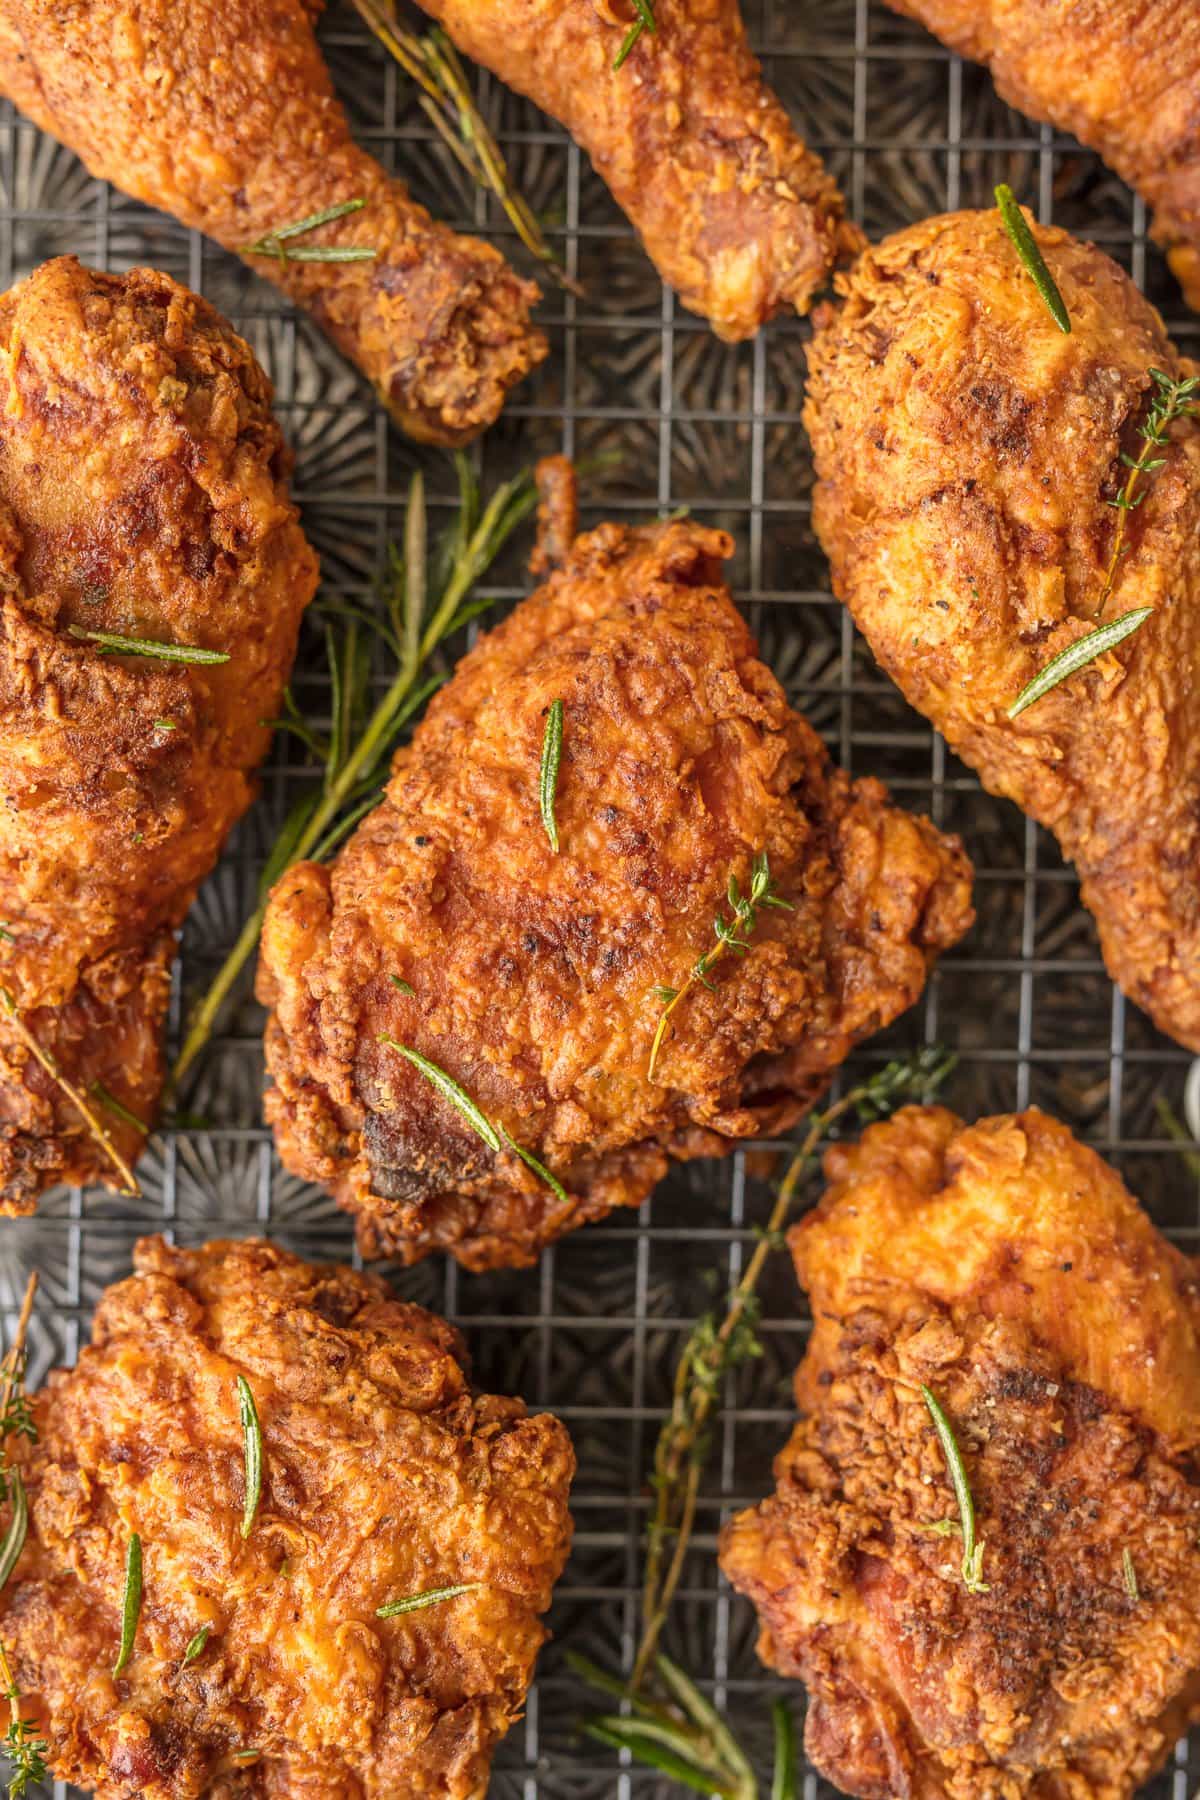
[883,0,1200,308]
[413,0,861,338]
[0,257,317,1210]
[257,464,973,1269]
[1,1235,575,1798]
[0,0,545,443]
[720,1105,1200,1800]
[805,210,1200,1050]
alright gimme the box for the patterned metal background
[1,1,1198,1794]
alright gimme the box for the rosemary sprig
[66,626,230,664]
[171,455,540,1089]
[350,0,577,291]
[236,1377,263,1540]
[243,198,378,264]
[539,698,564,854]
[995,185,1070,333]
[613,0,656,70]
[375,1582,477,1618]
[112,1533,143,1677]
[1122,1548,1139,1601]
[0,989,140,1196]
[377,1036,568,1205]
[90,1082,148,1137]
[181,1625,211,1668]
[920,1385,989,1594]
[648,851,793,1082]
[1095,368,1199,617]
[1006,607,1153,719]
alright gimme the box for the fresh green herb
[538,698,564,854]
[349,1,577,291]
[994,185,1070,333]
[389,975,415,996]
[1,989,140,1196]
[375,1582,477,1618]
[152,719,178,732]
[1095,368,1199,617]
[1007,607,1153,719]
[236,1377,263,1541]
[505,1137,568,1207]
[66,626,230,665]
[648,850,793,1080]
[0,1641,46,1800]
[171,456,541,1090]
[613,0,656,69]
[112,1534,143,1677]
[181,1625,211,1668]
[0,929,12,946]
[771,1698,798,1800]
[0,1282,46,1800]
[1122,1548,1139,1601]
[1155,1094,1200,1180]
[243,198,377,263]
[0,1477,26,1600]
[920,1386,989,1594]
[90,1082,148,1136]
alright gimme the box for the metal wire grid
[1,1,1199,1794]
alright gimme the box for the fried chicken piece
[0,256,317,1210]
[0,0,545,445]
[1,1235,574,1799]
[411,0,862,339]
[257,462,974,1269]
[882,0,1200,308]
[720,1105,1200,1800]
[805,210,1200,1050]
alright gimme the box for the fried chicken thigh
[720,1105,1200,1800]
[0,257,317,1210]
[805,210,1200,1049]
[1,1236,574,1798]
[257,465,973,1268]
[883,0,1200,308]
[411,0,861,338]
[0,0,545,444]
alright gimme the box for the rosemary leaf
[655,1655,755,1791]
[389,975,415,996]
[771,1697,799,1800]
[0,928,12,945]
[236,1376,263,1540]
[181,1624,211,1668]
[1155,1094,1200,1180]
[112,1533,143,1677]
[995,185,1070,333]
[1007,607,1153,718]
[538,698,564,854]
[244,198,377,262]
[1122,1548,1139,1601]
[505,1136,569,1206]
[920,1385,989,1594]
[377,1037,501,1152]
[613,0,656,70]
[152,719,178,732]
[0,1473,26,1593]
[67,626,230,665]
[375,1582,477,1618]
[90,1082,148,1136]
[583,1721,735,1799]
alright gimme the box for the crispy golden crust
[805,210,1200,1050]
[2,1235,574,1799]
[719,1105,1200,1800]
[0,257,317,1209]
[883,0,1200,307]
[414,0,861,339]
[257,472,973,1268]
[0,0,545,444]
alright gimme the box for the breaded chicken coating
[721,1104,1200,1800]
[257,465,973,1269]
[1,1236,574,1799]
[805,210,1200,1049]
[0,257,317,1211]
[0,0,546,444]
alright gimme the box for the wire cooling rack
[2,2,1199,1795]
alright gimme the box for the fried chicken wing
[0,257,317,1210]
[257,462,973,1269]
[882,0,1200,308]
[0,0,545,444]
[411,0,861,339]
[720,1105,1200,1800]
[805,210,1200,1049]
[0,1235,574,1798]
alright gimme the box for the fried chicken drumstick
[0,1236,574,1798]
[882,0,1200,308]
[720,1105,1200,1800]
[258,463,973,1269]
[805,209,1200,1049]
[0,0,545,444]
[0,257,317,1211]
[412,0,861,338]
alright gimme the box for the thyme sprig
[0,1279,43,1800]
[350,0,578,291]
[920,1385,989,1594]
[243,198,378,264]
[0,1643,45,1800]
[0,989,140,1196]
[575,1049,955,1795]
[539,698,564,854]
[648,851,793,1082]
[171,455,540,1089]
[613,0,656,70]
[376,1582,477,1618]
[995,185,1070,333]
[1096,368,1199,616]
